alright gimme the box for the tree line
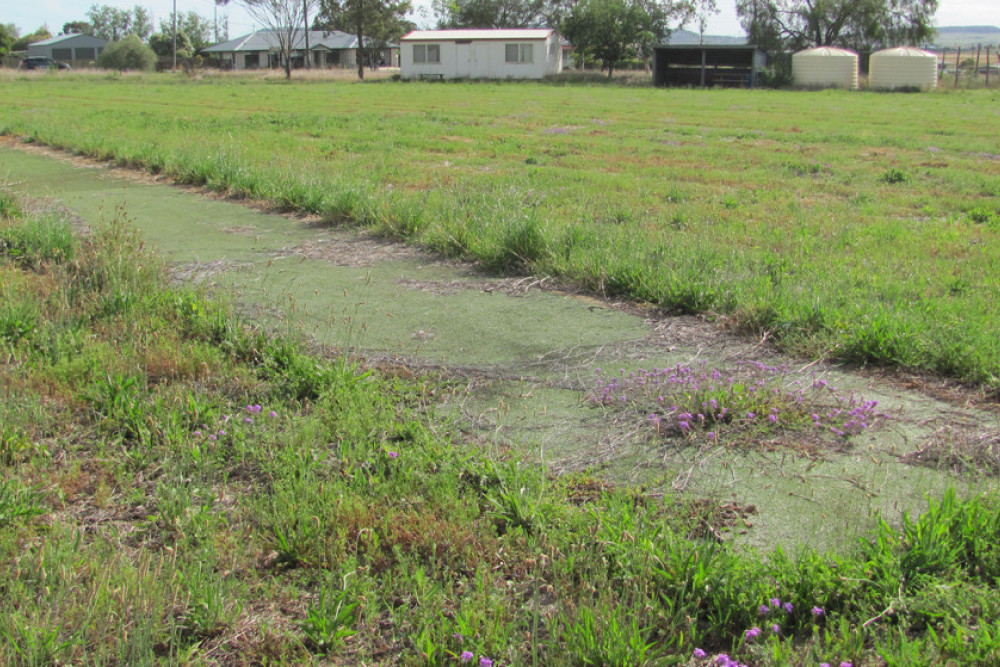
[2,0,939,79]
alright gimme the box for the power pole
[172,0,178,70]
[304,0,311,68]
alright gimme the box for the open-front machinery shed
[653,45,767,88]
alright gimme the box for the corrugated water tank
[792,47,859,89]
[869,47,938,90]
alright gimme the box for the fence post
[955,47,961,86]
[976,44,982,73]
[988,47,992,87]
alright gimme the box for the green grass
[0,74,998,389]
[3,182,1000,664]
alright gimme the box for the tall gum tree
[736,0,938,53]
[562,0,694,78]
[233,0,319,78]
[316,0,413,79]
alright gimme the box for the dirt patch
[396,275,556,297]
[170,259,254,284]
[904,421,1000,477]
[267,234,429,268]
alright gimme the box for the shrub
[97,36,157,72]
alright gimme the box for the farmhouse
[400,29,562,80]
[653,44,767,88]
[28,34,108,68]
[203,29,398,71]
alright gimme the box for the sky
[4,0,999,41]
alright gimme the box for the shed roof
[30,34,108,47]
[401,29,555,42]
[203,29,366,53]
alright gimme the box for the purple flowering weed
[588,363,887,443]
[693,648,707,659]
[460,651,474,663]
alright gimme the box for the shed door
[455,41,472,78]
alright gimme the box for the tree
[149,31,193,57]
[62,21,94,35]
[97,34,157,70]
[0,24,17,56]
[432,0,548,28]
[159,11,215,51]
[236,0,319,79]
[735,0,938,54]
[692,0,718,43]
[316,0,413,79]
[562,0,692,77]
[13,26,52,51]
[86,4,153,42]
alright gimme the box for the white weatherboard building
[400,29,562,80]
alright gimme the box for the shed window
[505,43,533,64]
[52,48,73,60]
[413,44,440,64]
[76,47,96,60]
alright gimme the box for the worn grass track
[1,73,998,390]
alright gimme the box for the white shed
[28,34,108,67]
[792,46,859,89]
[400,29,562,80]
[869,47,937,90]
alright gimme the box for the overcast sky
[5,0,999,41]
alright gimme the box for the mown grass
[3,187,1000,664]
[0,74,998,390]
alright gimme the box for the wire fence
[937,45,999,87]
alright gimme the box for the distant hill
[931,25,1000,48]
[667,28,747,46]
[661,25,999,50]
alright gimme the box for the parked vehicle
[18,56,71,70]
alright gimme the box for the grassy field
[0,73,998,391]
[4,184,1000,665]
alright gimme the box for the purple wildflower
[812,606,825,618]
[758,604,770,616]
[770,624,781,634]
[388,451,399,459]
[839,663,853,667]
[244,417,253,423]
[208,434,217,441]
[744,627,761,640]
[769,598,781,608]
[269,410,278,417]
[479,658,493,667]
[715,655,730,666]
[460,651,474,663]
[219,429,226,436]
[706,431,716,441]
[693,648,707,659]
[453,633,463,642]
[783,602,793,613]
[193,431,201,436]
